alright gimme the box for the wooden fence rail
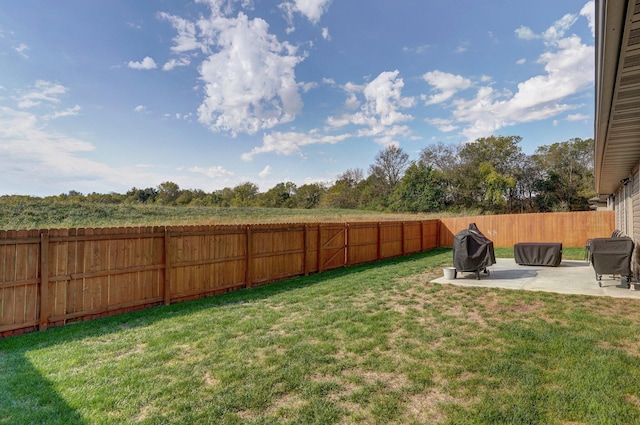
[0,212,615,338]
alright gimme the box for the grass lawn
[2,248,640,424]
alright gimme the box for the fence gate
[318,224,347,272]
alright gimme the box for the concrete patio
[432,258,640,299]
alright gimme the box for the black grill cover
[590,237,634,277]
[453,223,496,273]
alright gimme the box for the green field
[0,199,441,230]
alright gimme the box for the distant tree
[322,169,364,209]
[156,181,180,205]
[419,142,460,206]
[364,145,410,209]
[419,141,461,172]
[292,183,326,209]
[389,161,446,212]
[126,187,158,204]
[455,135,525,212]
[231,182,259,207]
[258,182,297,208]
[86,192,125,204]
[213,187,235,207]
[532,138,595,211]
[175,191,193,206]
[182,189,208,205]
[511,156,542,213]
[368,145,409,191]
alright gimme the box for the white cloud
[158,12,202,53]
[195,11,304,135]
[516,58,526,65]
[241,130,350,160]
[188,165,234,178]
[329,71,414,126]
[403,44,431,54]
[280,0,332,25]
[324,71,415,146]
[259,165,272,177]
[455,42,469,53]
[163,57,191,71]
[299,81,318,92]
[542,13,578,44]
[580,1,595,38]
[322,27,330,40]
[134,105,146,112]
[425,117,458,133]
[45,105,81,120]
[515,26,537,40]
[14,43,29,58]
[16,80,67,109]
[516,8,584,45]
[422,71,472,105]
[127,56,157,70]
[566,113,589,121]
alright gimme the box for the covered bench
[514,242,562,267]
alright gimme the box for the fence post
[164,228,171,305]
[345,224,351,267]
[377,222,382,260]
[420,220,424,252]
[39,231,49,331]
[401,222,406,256]
[245,226,253,288]
[304,224,309,276]
[318,224,323,273]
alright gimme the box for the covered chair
[590,236,634,287]
[453,223,496,279]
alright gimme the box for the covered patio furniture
[590,237,634,287]
[514,242,562,266]
[453,223,496,280]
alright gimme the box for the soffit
[596,0,640,194]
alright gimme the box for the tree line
[5,135,596,214]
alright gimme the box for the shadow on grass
[0,351,88,424]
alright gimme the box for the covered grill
[590,237,634,287]
[453,223,496,279]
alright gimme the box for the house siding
[633,167,640,281]
[614,166,640,281]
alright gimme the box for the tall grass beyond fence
[0,212,615,338]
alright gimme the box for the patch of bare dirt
[404,389,454,425]
[203,371,219,387]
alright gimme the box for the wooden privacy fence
[439,211,615,248]
[0,212,617,338]
[0,220,439,337]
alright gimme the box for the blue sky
[0,0,595,196]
